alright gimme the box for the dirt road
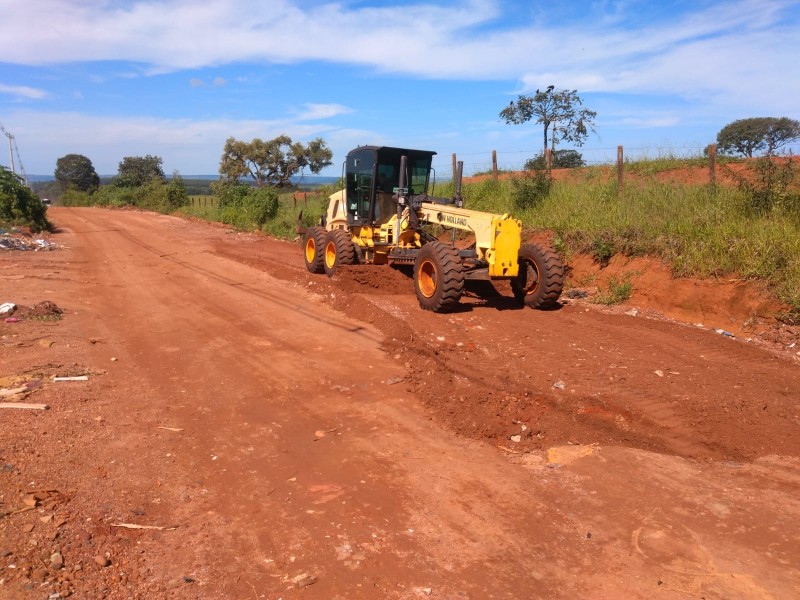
[1,207,799,599]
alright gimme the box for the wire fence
[431,145,714,177]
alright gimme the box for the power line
[0,121,28,186]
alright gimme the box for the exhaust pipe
[454,160,464,207]
[396,154,408,220]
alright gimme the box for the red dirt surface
[1,208,799,599]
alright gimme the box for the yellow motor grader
[302,145,563,312]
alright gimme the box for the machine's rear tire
[511,243,564,308]
[413,242,464,312]
[304,226,326,274]
[323,229,357,277]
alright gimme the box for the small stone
[314,430,326,438]
[110,357,117,362]
[51,552,64,570]
[78,531,92,543]
[41,515,53,524]
[552,381,566,390]
[22,523,35,533]
[292,573,318,588]
[510,435,522,443]
[654,370,664,377]
[23,495,38,508]
[94,556,110,568]
[0,549,12,558]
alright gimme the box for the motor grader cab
[303,145,563,312]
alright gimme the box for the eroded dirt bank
[1,207,798,599]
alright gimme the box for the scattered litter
[157,426,184,432]
[625,308,639,317]
[654,370,664,377]
[552,380,566,390]
[0,403,49,410]
[0,386,28,398]
[110,523,177,531]
[4,317,20,323]
[53,375,89,382]
[0,236,58,251]
[715,329,734,337]
[0,302,15,316]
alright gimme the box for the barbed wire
[430,144,720,176]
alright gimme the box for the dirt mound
[17,300,64,319]
[329,264,415,295]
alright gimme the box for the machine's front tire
[511,243,564,308]
[304,226,326,274]
[413,242,464,312]
[323,229,357,277]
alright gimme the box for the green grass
[593,276,633,305]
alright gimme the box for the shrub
[511,170,551,210]
[0,167,50,231]
[213,181,279,229]
[525,149,585,170]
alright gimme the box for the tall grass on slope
[513,179,800,313]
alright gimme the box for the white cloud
[0,0,795,118]
[3,109,375,174]
[0,83,47,100]
[296,103,353,120]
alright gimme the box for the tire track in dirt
[213,237,800,462]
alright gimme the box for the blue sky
[1,0,798,177]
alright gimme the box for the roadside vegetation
[22,118,800,317]
[1,166,50,232]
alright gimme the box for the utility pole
[0,122,15,173]
[0,121,28,186]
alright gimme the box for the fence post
[545,148,552,172]
[708,143,717,189]
[452,153,457,181]
[617,145,624,196]
[492,150,498,178]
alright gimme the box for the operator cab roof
[347,146,437,158]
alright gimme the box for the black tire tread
[512,243,564,308]
[324,228,357,276]
[304,226,326,274]
[414,242,464,312]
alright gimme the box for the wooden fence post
[545,148,552,171]
[617,145,624,195]
[492,150,498,177]
[452,153,457,181]
[708,143,717,189]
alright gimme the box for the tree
[219,135,333,188]
[717,117,800,157]
[115,155,165,187]
[54,154,100,194]
[500,87,597,155]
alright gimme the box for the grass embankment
[443,161,800,315]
